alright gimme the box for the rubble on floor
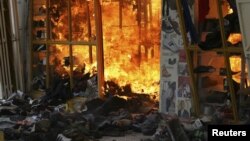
[0,92,186,141]
[1,86,250,141]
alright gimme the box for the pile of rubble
[1,86,250,141]
[0,91,203,141]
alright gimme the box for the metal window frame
[29,0,104,97]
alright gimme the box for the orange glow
[228,8,233,14]
[49,0,161,99]
[227,2,242,84]
[227,33,242,45]
[102,0,161,97]
[230,56,241,73]
[230,56,246,83]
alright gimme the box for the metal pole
[148,0,153,33]
[8,0,25,91]
[149,0,152,23]
[119,0,123,29]
[0,0,13,97]
[15,0,24,91]
[138,0,141,66]
[239,53,246,118]
[86,1,93,64]
[0,4,7,97]
[144,0,148,26]
[137,0,141,26]
[240,54,246,90]
[0,1,7,97]
[19,0,30,92]
[68,0,74,89]
[28,0,33,92]
[144,1,149,61]
[46,0,50,88]
[217,0,238,121]
[8,0,19,91]
[94,0,104,98]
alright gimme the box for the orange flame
[49,0,161,99]
[229,56,247,83]
[227,33,242,45]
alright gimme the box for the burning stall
[30,0,161,100]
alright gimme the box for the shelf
[33,15,46,20]
[176,0,242,121]
[187,46,244,53]
[33,27,46,31]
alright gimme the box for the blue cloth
[181,0,198,44]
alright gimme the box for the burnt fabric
[198,30,228,50]
[93,96,128,116]
[168,118,190,141]
[206,91,228,104]
[193,66,215,73]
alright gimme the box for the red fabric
[198,0,210,23]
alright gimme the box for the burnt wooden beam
[86,1,93,64]
[94,0,104,98]
[68,0,74,89]
[119,0,123,29]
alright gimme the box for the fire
[230,56,241,73]
[102,0,161,97]
[228,8,233,14]
[229,56,246,83]
[226,1,242,83]
[48,0,161,99]
[227,33,242,45]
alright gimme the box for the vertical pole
[149,0,153,58]
[68,0,74,89]
[0,3,7,97]
[28,0,33,92]
[239,54,246,118]
[86,1,93,64]
[176,0,200,116]
[15,0,24,91]
[0,0,13,97]
[144,0,148,61]
[94,0,105,98]
[20,0,30,92]
[46,0,50,89]
[193,0,199,88]
[138,0,141,66]
[8,0,22,91]
[137,0,141,26]
[144,0,148,26]
[217,0,238,121]
[149,0,152,23]
[119,0,123,29]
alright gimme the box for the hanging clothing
[198,0,209,23]
[181,0,198,44]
